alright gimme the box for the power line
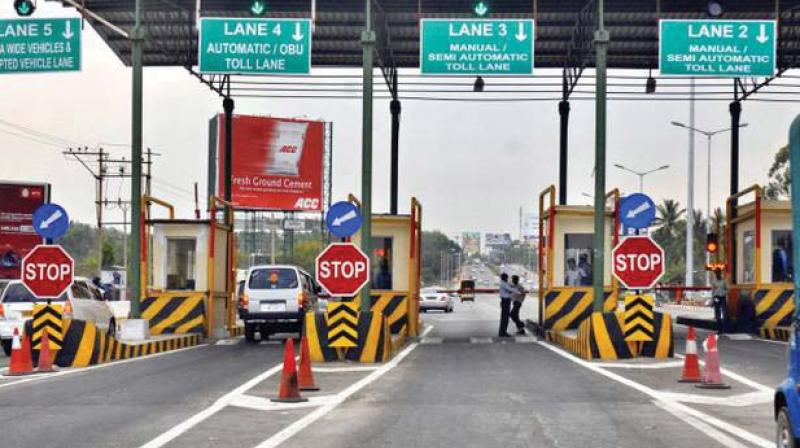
[0,128,65,149]
[0,117,80,147]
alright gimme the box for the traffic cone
[696,333,731,389]
[5,328,33,376]
[271,338,307,403]
[678,326,702,383]
[36,331,56,373]
[297,336,319,391]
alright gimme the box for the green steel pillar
[129,0,144,318]
[788,115,800,321]
[592,0,609,312]
[359,0,375,312]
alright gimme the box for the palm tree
[709,207,724,234]
[654,199,685,237]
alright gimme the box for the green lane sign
[198,18,311,75]
[0,18,80,74]
[660,20,776,77]
[420,19,534,75]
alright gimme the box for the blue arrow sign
[32,203,69,240]
[619,193,656,230]
[326,201,362,238]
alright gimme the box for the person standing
[565,258,581,286]
[711,269,729,335]
[510,275,527,335]
[578,254,593,286]
[498,273,514,337]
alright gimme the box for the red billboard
[213,115,325,211]
[0,182,48,280]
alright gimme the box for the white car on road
[420,287,454,313]
[0,278,117,356]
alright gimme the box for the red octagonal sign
[21,245,75,298]
[316,243,370,297]
[612,236,665,290]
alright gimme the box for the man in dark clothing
[578,254,593,286]
[498,273,514,337]
[509,275,527,335]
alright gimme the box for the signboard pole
[359,0,374,312]
[129,0,144,318]
[592,0,609,312]
[223,96,234,221]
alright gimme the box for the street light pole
[613,164,670,194]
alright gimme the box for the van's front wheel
[778,407,797,448]
[244,323,257,343]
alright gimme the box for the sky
[0,3,797,242]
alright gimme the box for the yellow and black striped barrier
[141,292,205,335]
[326,302,359,348]
[305,312,339,362]
[623,295,655,342]
[543,288,617,331]
[370,292,408,336]
[31,304,63,350]
[753,287,794,329]
[46,319,202,368]
[345,311,392,363]
[760,326,791,342]
[548,311,673,360]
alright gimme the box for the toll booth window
[564,233,593,286]
[166,238,196,290]
[772,230,793,282]
[742,231,755,284]
[249,268,298,290]
[372,237,393,290]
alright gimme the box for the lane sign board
[612,236,665,290]
[0,18,81,74]
[21,245,74,298]
[420,19,534,75]
[198,18,311,75]
[659,20,776,77]
[326,201,362,239]
[316,243,370,297]
[619,193,656,230]
[32,203,69,240]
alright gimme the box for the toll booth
[726,185,793,338]
[351,197,423,339]
[537,185,619,332]
[141,196,238,339]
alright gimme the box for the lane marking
[420,337,443,345]
[655,390,772,407]
[253,325,433,448]
[139,361,286,448]
[538,341,772,448]
[229,394,334,412]
[592,361,684,369]
[652,400,750,448]
[674,354,772,392]
[469,337,493,344]
[0,344,208,391]
[312,366,379,373]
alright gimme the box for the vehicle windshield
[248,268,299,290]
[1,283,67,303]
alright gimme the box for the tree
[421,231,462,286]
[765,145,790,199]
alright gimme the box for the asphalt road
[0,295,786,447]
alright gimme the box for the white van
[238,265,320,342]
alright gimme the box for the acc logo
[294,198,320,210]
[280,145,299,153]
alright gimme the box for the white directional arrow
[39,210,64,229]
[292,22,304,41]
[62,20,74,39]
[332,210,357,227]
[626,201,652,220]
[756,24,769,44]
[515,22,527,42]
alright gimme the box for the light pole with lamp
[613,163,671,193]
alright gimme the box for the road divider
[141,292,205,335]
[543,287,616,331]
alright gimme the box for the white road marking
[420,337,443,345]
[312,366,379,373]
[469,337,493,344]
[215,338,242,346]
[674,353,772,392]
[0,344,208,391]
[592,360,685,369]
[655,390,773,407]
[724,334,754,341]
[652,400,750,448]
[139,361,287,448]
[514,336,538,343]
[253,325,433,448]
[229,393,334,412]
[538,341,772,448]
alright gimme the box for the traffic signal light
[14,0,35,16]
[472,1,490,17]
[250,0,266,16]
[705,233,719,253]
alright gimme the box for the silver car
[420,287,454,313]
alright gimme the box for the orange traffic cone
[297,336,319,391]
[5,328,33,376]
[36,332,56,373]
[696,333,730,389]
[271,338,307,403]
[678,326,701,383]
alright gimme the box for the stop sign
[612,236,665,289]
[21,245,74,298]
[316,243,370,297]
